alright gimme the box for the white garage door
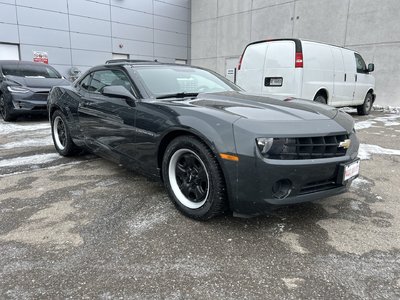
[0,44,19,60]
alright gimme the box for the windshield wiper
[156,92,199,100]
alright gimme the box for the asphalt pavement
[0,110,400,299]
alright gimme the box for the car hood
[160,91,354,134]
[187,91,339,121]
[5,75,70,89]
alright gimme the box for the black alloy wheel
[51,110,79,156]
[162,135,227,220]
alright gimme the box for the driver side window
[79,73,92,91]
[88,69,133,94]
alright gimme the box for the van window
[242,43,267,70]
[355,53,367,73]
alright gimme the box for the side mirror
[102,85,135,101]
[368,63,375,73]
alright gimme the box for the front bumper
[228,131,360,216]
[231,155,357,216]
[10,92,48,112]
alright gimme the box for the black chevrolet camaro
[48,61,360,220]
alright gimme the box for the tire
[0,94,16,122]
[314,94,327,105]
[51,110,79,156]
[162,136,227,220]
[357,93,373,116]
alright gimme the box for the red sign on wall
[33,51,48,64]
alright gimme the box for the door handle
[355,74,357,82]
[344,74,347,82]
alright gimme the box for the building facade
[0,0,190,80]
[191,0,400,107]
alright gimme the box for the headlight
[256,137,297,159]
[256,138,274,154]
[7,86,30,93]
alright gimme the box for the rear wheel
[162,136,227,220]
[51,110,79,156]
[357,93,373,115]
[314,94,327,105]
[0,94,16,122]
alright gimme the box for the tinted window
[79,73,92,91]
[355,53,367,73]
[88,69,132,93]
[2,63,61,78]
[132,67,238,97]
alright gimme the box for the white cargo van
[236,39,376,115]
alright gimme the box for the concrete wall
[0,0,190,79]
[191,0,400,106]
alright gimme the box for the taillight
[238,53,244,70]
[295,52,303,68]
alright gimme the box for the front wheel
[0,94,16,122]
[51,110,79,156]
[162,136,227,220]
[357,93,373,115]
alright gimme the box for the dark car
[47,61,360,220]
[0,60,70,121]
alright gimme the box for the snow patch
[0,136,53,149]
[282,278,304,289]
[0,122,50,135]
[355,120,377,130]
[373,106,400,114]
[350,177,370,189]
[0,153,61,168]
[358,144,400,160]
[373,115,400,127]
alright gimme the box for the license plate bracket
[337,159,360,184]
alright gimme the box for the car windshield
[132,66,239,98]
[2,63,61,78]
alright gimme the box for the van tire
[357,93,373,116]
[314,94,327,105]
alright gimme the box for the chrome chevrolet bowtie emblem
[339,139,351,149]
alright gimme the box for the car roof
[89,61,199,72]
[0,60,47,66]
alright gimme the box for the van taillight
[295,52,303,68]
[238,53,244,70]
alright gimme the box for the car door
[78,69,137,158]
[353,52,372,105]
[341,49,357,106]
[331,47,347,106]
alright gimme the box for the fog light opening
[272,179,292,199]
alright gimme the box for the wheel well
[367,89,375,103]
[314,89,328,101]
[157,130,214,180]
[49,105,61,120]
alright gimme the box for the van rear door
[236,42,267,93]
[261,40,298,98]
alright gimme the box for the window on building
[112,53,129,60]
[0,44,19,60]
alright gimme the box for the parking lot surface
[1,111,400,299]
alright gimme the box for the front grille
[299,178,341,195]
[33,92,49,101]
[268,134,349,160]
